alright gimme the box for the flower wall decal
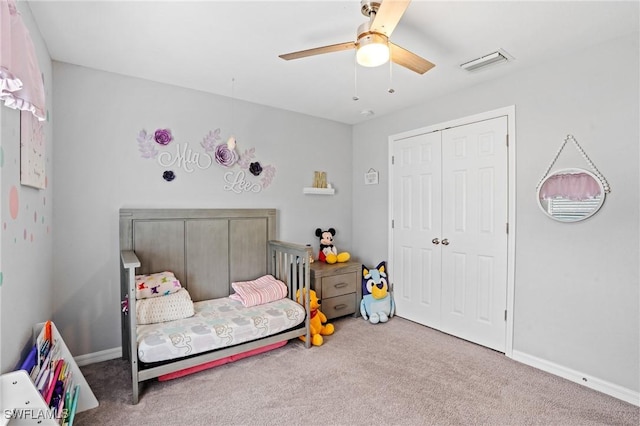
[237,148,255,169]
[259,165,276,188]
[201,129,221,153]
[249,162,262,176]
[214,143,238,167]
[154,129,173,145]
[137,129,159,159]
[163,170,176,182]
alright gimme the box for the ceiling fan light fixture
[356,33,389,67]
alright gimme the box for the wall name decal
[136,127,276,191]
[224,170,262,193]
[157,143,213,173]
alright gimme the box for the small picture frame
[364,168,379,185]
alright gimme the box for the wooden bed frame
[119,208,311,404]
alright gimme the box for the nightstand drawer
[322,294,356,318]
[322,272,357,298]
[309,260,361,320]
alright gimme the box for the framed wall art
[20,110,46,189]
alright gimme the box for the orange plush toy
[296,288,334,346]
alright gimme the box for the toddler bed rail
[119,209,311,404]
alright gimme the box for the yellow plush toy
[296,288,334,346]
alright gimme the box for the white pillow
[136,288,194,325]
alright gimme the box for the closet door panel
[392,132,442,327]
[440,116,508,352]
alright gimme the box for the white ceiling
[27,0,639,125]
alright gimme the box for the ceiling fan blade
[370,0,411,37]
[390,42,435,74]
[279,42,356,61]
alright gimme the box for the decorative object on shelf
[135,126,276,192]
[361,261,395,324]
[536,134,610,222]
[304,170,334,193]
[313,171,328,188]
[315,228,350,264]
[364,168,379,185]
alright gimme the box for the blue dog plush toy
[360,261,395,324]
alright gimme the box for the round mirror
[537,168,605,222]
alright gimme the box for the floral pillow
[135,271,182,300]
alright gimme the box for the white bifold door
[391,116,508,352]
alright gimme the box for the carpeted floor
[75,316,639,425]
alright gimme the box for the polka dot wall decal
[0,272,3,287]
[9,186,19,219]
[34,211,37,222]
[0,146,4,167]
[24,229,27,240]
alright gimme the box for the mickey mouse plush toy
[315,228,350,264]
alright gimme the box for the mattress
[137,296,305,363]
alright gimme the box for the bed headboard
[119,208,276,302]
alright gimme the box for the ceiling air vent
[460,49,513,71]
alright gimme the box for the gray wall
[1,0,637,404]
[351,32,639,394]
[0,1,54,373]
[50,62,353,356]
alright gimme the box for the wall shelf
[303,187,335,195]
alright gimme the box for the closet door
[392,131,442,327]
[440,117,508,352]
[391,116,508,352]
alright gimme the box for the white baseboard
[512,350,639,407]
[74,347,122,367]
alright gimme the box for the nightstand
[309,261,361,320]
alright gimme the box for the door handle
[441,238,450,246]
[432,238,440,245]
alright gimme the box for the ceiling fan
[279,0,435,75]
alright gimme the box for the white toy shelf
[1,322,98,425]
